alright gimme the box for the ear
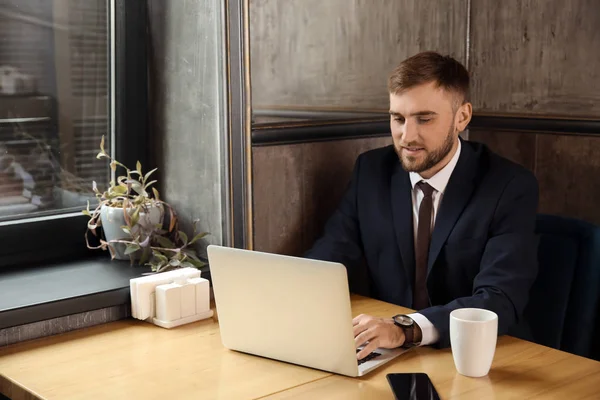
[455,102,472,132]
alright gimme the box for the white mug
[450,308,498,377]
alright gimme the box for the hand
[353,314,405,360]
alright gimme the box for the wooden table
[1,296,599,400]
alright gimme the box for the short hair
[387,51,470,105]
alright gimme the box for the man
[305,52,539,360]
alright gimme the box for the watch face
[395,315,413,327]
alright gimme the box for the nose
[392,119,418,144]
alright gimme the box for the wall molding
[252,113,600,146]
[252,119,390,146]
[469,114,600,136]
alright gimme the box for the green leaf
[112,185,127,195]
[152,250,169,263]
[178,231,188,245]
[130,207,140,226]
[110,161,117,171]
[181,262,195,269]
[168,207,176,232]
[155,236,176,249]
[139,246,151,265]
[100,135,105,152]
[182,248,200,261]
[144,180,157,190]
[96,151,108,160]
[144,168,158,184]
[169,259,181,267]
[152,187,160,201]
[129,181,147,197]
[121,226,131,235]
[139,235,151,247]
[115,160,127,170]
[186,257,207,269]
[188,232,208,245]
[148,261,159,272]
[136,161,142,175]
[124,244,140,255]
[82,209,91,217]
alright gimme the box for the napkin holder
[130,267,213,328]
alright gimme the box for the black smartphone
[386,373,441,400]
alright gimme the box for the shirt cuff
[408,313,439,346]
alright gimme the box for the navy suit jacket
[305,139,539,348]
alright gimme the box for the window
[0,0,147,268]
[0,0,109,221]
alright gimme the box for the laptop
[207,245,408,377]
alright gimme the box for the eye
[393,117,405,124]
[417,117,432,124]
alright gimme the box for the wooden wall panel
[536,134,600,225]
[469,129,536,172]
[468,131,600,226]
[250,0,467,110]
[253,131,600,255]
[253,136,392,255]
[470,0,600,117]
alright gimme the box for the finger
[353,321,369,338]
[357,338,379,360]
[352,314,366,326]
[353,317,377,338]
[354,326,377,349]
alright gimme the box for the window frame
[0,0,149,269]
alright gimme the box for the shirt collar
[409,139,462,194]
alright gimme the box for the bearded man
[305,51,539,360]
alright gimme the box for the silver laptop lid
[207,245,359,377]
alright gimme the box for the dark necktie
[414,182,435,310]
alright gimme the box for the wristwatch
[392,314,421,348]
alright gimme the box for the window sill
[0,255,153,330]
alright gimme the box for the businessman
[305,52,539,359]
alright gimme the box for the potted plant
[83,135,208,273]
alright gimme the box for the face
[389,81,472,178]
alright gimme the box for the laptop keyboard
[356,349,382,365]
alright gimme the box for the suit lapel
[390,162,415,285]
[427,141,478,273]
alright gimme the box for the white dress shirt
[406,140,462,346]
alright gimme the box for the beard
[395,124,456,174]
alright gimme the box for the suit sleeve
[420,170,540,348]
[304,155,365,274]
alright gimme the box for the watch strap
[403,324,415,347]
[392,314,416,348]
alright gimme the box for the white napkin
[130,268,201,321]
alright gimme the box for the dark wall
[467,0,600,225]
[471,130,600,225]
[469,0,600,117]
[251,0,600,254]
[253,136,391,255]
[250,0,468,110]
